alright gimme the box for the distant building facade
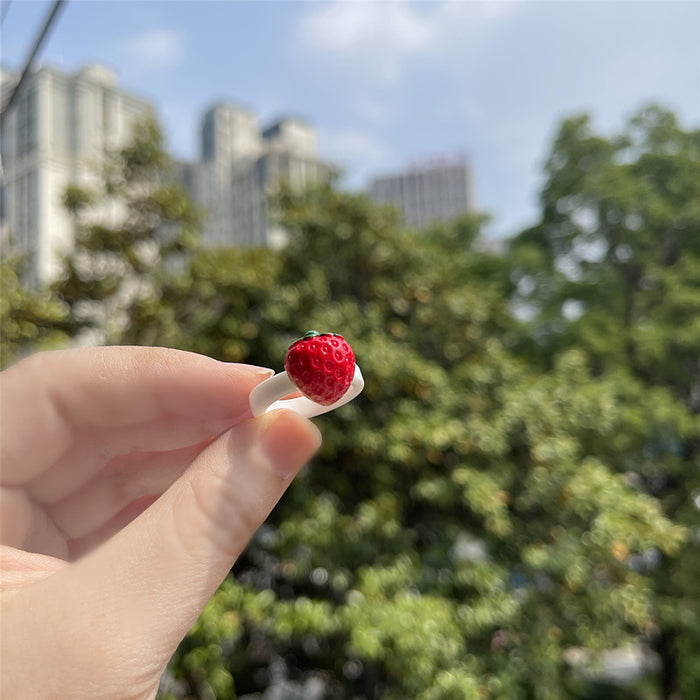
[0,64,152,284]
[369,158,474,229]
[0,65,330,283]
[180,103,330,249]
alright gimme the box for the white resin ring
[250,364,365,418]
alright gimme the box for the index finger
[0,346,274,486]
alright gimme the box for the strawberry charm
[284,331,356,406]
[249,330,363,418]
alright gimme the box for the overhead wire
[1,0,67,119]
[1,0,13,28]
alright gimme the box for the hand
[0,346,321,699]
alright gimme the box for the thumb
[7,410,321,691]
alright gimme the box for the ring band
[249,364,364,418]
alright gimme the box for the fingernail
[240,365,276,378]
[259,410,322,479]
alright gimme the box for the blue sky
[3,0,699,238]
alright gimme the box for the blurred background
[1,1,699,698]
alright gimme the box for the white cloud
[302,2,430,53]
[296,1,523,84]
[122,28,184,70]
[298,2,432,83]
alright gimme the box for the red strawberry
[284,331,356,406]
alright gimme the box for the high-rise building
[369,158,474,230]
[201,102,261,164]
[0,64,153,285]
[1,65,331,284]
[181,103,330,249]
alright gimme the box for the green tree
[509,105,700,698]
[13,110,693,698]
[55,116,202,344]
[126,184,683,699]
[0,252,73,368]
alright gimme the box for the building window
[27,170,38,246]
[16,88,37,158]
[15,175,27,248]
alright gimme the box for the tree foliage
[55,116,202,344]
[0,253,73,368]
[509,104,700,698]
[124,181,688,699]
[5,106,699,699]
[511,105,700,399]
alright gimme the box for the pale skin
[0,346,322,699]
